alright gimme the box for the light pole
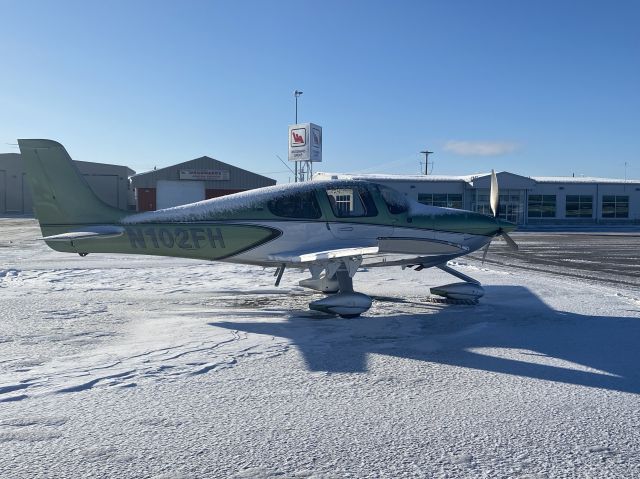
[293,90,303,182]
[294,90,303,124]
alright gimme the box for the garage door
[0,170,5,213]
[84,174,119,208]
[157,180,205,209]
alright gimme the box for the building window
[565,195,593,218]
[602,195,629,218]
[418,193,462,209]
[326,186,378,218]
[528,195,556,218]
[472,189,524,224]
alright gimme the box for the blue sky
[1,0,638,182]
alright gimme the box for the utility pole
[625,161,628,182]
[420,150,433,175]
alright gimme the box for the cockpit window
[326,186,378,218]
[267,191,322,219]
[377,184,409,214]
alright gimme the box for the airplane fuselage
[40,180,512,268]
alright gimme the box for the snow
[315,171,478,183]
[123,181,332,224]
[315,171,640,185]
[533,176,640,184]
[1,218,640,478]
[123,178,462,225]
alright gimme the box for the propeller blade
[490,169,499,217]
[481,241,491,264]
[501,231,519,250]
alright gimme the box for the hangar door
[157,180,205,209]
[22,173,33,214]
[0,170,6,213]
[84,174,119,209]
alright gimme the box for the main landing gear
[292,260,484,318]
[298,258,372,318]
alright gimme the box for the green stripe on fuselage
[389,211,507,237]
[41,223,281,260]
[431,212,505,236]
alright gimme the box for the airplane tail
[17,139,126,227]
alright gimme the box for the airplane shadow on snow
[211,285,640,394]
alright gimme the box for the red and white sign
[291,128,306,146]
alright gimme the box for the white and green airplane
[19,139,517,317]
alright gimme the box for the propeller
[481,169,519,263]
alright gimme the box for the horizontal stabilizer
[42,225,124,242]
[268,246,379,263]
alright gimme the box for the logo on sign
[291,128,306,146]
[312,128,321,146]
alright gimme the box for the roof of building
[130,155,276,189]
[532,176,640,184]
[314,172,477,183]
[131,156,274,181]
[314,171,640,186]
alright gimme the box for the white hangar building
[0,152,135,215]
[314,171,640,226]
[130,156,276,211]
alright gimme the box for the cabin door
[324,185,393,240]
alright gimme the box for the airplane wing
[268,237,467,266]
[267,246,379,263]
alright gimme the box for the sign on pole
[288,123,322,162]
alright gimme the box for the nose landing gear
[429,263,484,301]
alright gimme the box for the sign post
[288,123,322,182]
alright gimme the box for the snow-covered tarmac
[1,219,640,478]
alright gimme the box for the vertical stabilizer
[18,139,126,225]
